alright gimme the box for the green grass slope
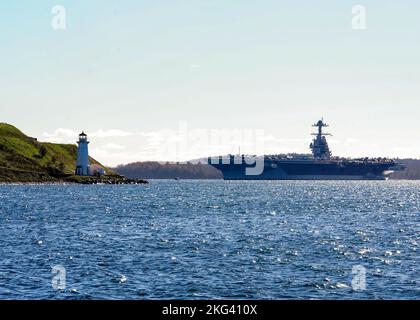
[0,123,112,182]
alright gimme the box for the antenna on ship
[311,118,331,137]
[310,118,332,159]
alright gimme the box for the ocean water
[0,180,419,300]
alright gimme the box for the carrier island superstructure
[208,119,405,180]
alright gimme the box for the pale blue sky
[1,1,419,165]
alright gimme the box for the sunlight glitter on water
[0,180,419,299]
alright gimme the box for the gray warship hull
[210,158,399,180]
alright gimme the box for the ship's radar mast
[310,118,332,159]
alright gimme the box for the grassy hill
[0,123,111,182]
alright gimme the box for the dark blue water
[0,181,419,300]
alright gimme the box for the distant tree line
[114,161,222,179]
[389,159,420,180]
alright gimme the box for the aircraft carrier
[208,119,405,180]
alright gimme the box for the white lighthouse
[75,132,90,176]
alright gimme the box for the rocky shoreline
[75,178,148,185]
[0,174,148,185]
